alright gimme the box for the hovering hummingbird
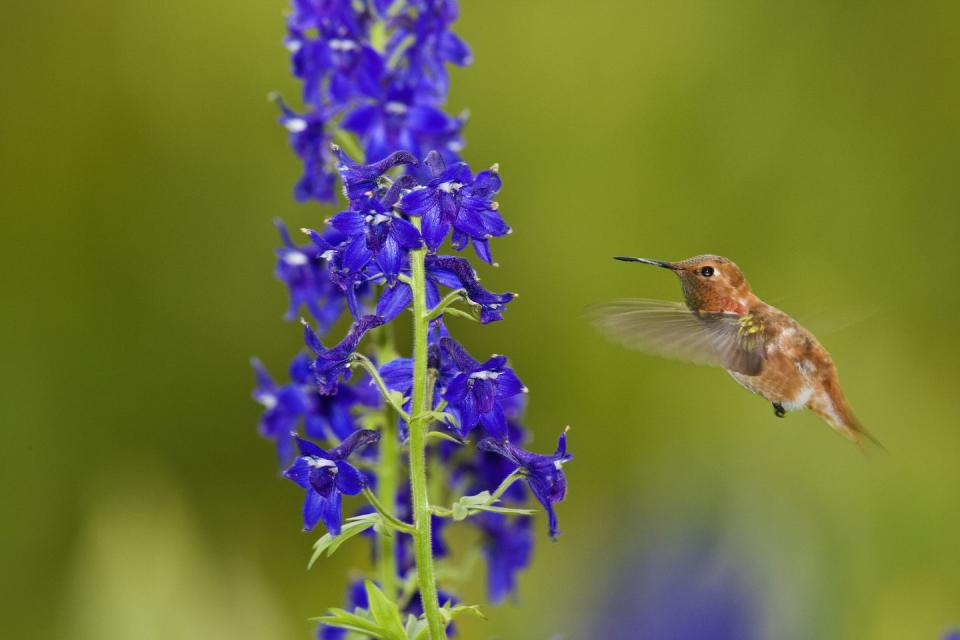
[591,255,878,448]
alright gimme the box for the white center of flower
[307,457,337,470]
[385,101,408,115]
[283,250,309,266]
[284,117,308,133]
[284,39,302,53]
[329,39,359,52]
[553,460,567,470]
[470,370,500,381]
[257,392,277,410]
[438,181,462,194]
[365,213,392,225]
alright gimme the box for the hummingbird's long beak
[613,256,678,270]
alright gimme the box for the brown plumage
[591,254,878,448]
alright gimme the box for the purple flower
[439,337,526,438]
[477,430,572,539]
[478,513,533,603]
[283,430,380,534]
[275,99,336,202]
[302,315,385,394]
[342,85,462,165]
[333,146,417,203]
[288,353,380,442]
[251,358,308,464]
[373,253,513,323]
[287,21,383,107]
[327,196,423,281]
[274,220,346,331]
[398,154,508,262]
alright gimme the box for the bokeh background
[3,1,959,638]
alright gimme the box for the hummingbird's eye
[700,266,715,277]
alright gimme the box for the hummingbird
[591,254,878,448]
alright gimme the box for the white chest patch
[782,385,815,411]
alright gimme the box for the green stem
[408,221,447,639]
[424,288,466,322]
[488,469,526,503]
[363,487,414,534]
[373,340,401,598]
[351,354,411,420]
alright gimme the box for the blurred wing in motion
[588,299,766,375]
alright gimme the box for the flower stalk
[407,219,446,639]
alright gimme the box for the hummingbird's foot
[773,402,786,418]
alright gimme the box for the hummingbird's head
[614,254,753,313]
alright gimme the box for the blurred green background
[2,1,959,638]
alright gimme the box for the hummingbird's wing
[588,299,766,375]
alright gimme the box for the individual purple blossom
[274,220,346,331]
[302,315,385,394]
[440,337,527,438]
[398,153,508,262]
[342,84,463,165]
[283,430,380,534]
[275,99,336,202]
[327,196,423,281]
[251,358,308,464]
[478,513,533,603]
[387,1,471,100]
[477,430,572,539]
[373,253,514,323]
[333,146,417,203]
[286,18,383,108]
[289,353,381,442]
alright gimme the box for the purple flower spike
[477,430,573,539]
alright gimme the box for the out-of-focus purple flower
[440,337,526,438]
[477,430,572,539]
[283,430,380,534]
[274,220,346,331]
[342,85,463,165]
[302,315,385,394]
[275,99,336,202]
[398,153,507,263]
[288,353,380,442]
[286,19,383,108]
[318,580,368,640]
[478,513,533,603]
[593,533,760,640]
[251,358,307,464]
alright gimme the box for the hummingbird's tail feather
[810,387,883,451]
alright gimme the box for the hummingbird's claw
[773,402,786,418]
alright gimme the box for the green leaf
[425,430,464,446]
[364,580,407,640]
[387,390,408,409]
[457,491,491,508]
[313,608,386,638]
[309,514,379,568]
[440,307,479,322]
[471,505,536,517]
[404,614,427,639]
[441,603,486,622]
